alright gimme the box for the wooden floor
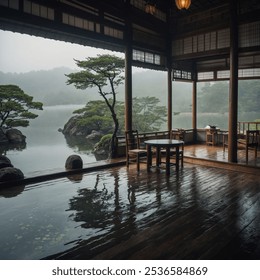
[48,145,260,260]
[184,144,260,168]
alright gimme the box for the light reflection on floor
[0,167,166,259]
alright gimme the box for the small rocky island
[60,116,111,160]
[0,128,26,184]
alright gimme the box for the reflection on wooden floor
[184,144,260,168]
[49,148,260,260]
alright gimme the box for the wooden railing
[115,123,260,156]
[115,129,193,157]
[237,121,260,136]
[115,131,169,157]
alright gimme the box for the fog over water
[4,105,97,177]
[0,30,119,176]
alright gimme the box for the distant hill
[0,67,194,110]
[0,67,89,106]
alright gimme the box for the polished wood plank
[48,160,260,260]
[94,166,260,260]
[184,144,260,167]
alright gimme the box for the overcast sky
[0,30,125,73]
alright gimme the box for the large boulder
[86,130,103,140]
[0,128,9,144]
[62,116,109,138]
[93,134,111,160]
[65,154,83,170]
[5,128,26,143]
[62,116,92,137]
[0,167,24,183]
[0,155,13,169]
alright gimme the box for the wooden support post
[166,11,172,132]
[228,0,238,163]
[124,0,132,132]
[125,46,132,132]
[192,80,197,142]
[167,68,172,132]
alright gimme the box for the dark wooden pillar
[228,0,238,162]
[124,0,132,132]
[167,68,172,131]
[192,80,197,142]
[166,11,172,132]
[125,46,132,132]
[18,0,24,11]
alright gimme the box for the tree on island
[63,97,166,137]
[0,85,43,128]
[68,100,125,135]
[66,54,124,158]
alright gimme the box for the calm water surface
[0,166,176,259]
[0,169,121,259]
[3,105,97,177]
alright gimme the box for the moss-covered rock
[93,134,112,160]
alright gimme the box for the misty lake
[2,105,97,177]
[2,104,259,178]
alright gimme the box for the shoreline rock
[0,167,24,183]
[0,155,13,169]
[65,154,83,170]
[0,128,26,144]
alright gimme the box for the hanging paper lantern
[175,0,191,10]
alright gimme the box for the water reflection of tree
[67,174,114,229]
[64,135,96,153]
[66,169,140,246]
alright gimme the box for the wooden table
[145,139,184,175]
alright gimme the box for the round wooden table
[145,139,184,175]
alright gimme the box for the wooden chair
[237,130,259,162]
[125,130,147,171]
[171,129,186,141]
[222,131,228,152]
[169,130,184,168]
